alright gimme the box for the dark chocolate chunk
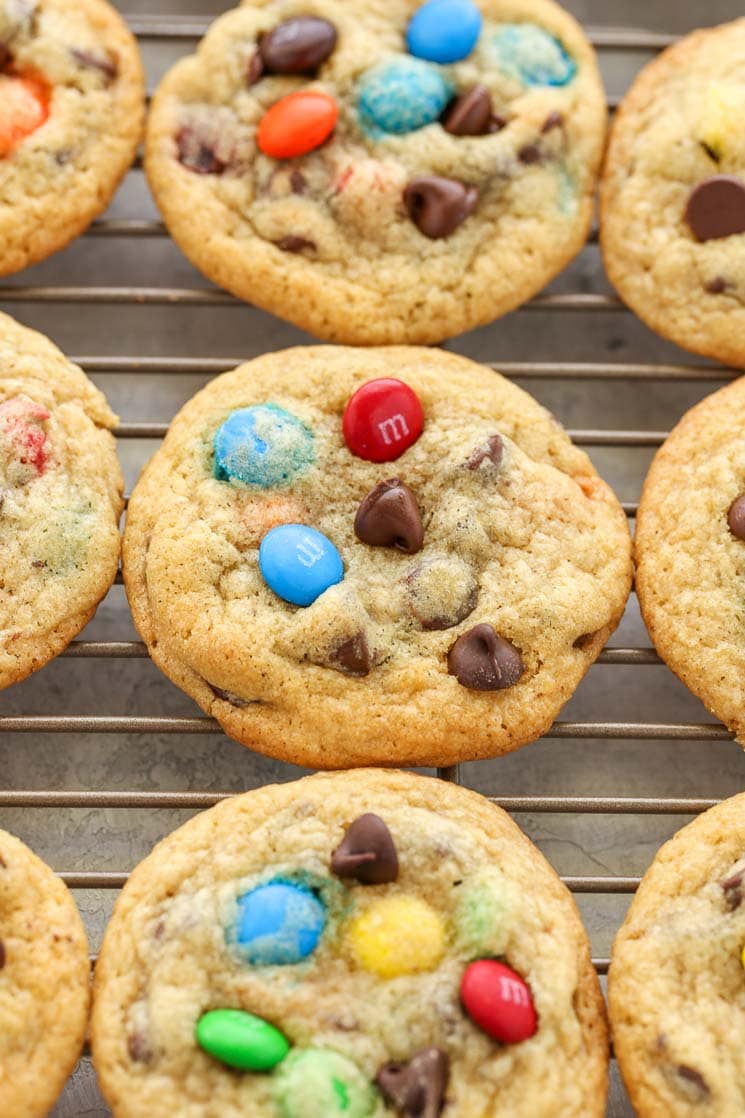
[721,867,744,910]
[275,234,316,253]
[259,17,337,75]
[518,143,542,165]
[331,632,372,677]
[727,493,745,540]
[404,177,478,239]
[442,85,493,136]
[71,47,118,83]
[0,939,5,969]
[331,813,398,884]
[447,624,524,691]
[247,51,264,85]
[705,275,730,294]
[685,175,745,242]
[290,169,307,194]
[376,1048,449,1118]
[176,126,227,175]
[465,435,503,471]
[541,110,563,133]
[676,1065,710,1100]
[127,1032,153,1064]
[355,478,424,555]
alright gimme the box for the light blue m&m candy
[490,23,576,86]
[259,524,343,607]
[358,58,453,135]
[234,880,326,965]
[214,404,314,488]
[407,0,483,64]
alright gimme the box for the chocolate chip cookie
[0,0,145,276]
[0,827,90,1117]
[92,769,609,1118]
[609,792,745,1117]
[122,345,631,768]
[601,18,745,369]
[145,0,606,345]
[0,312,124,689]
[635,376,745,744]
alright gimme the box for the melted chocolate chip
[247,51,264,85]
[355,479,424,555]
[275,234,316,253]
[676,1066,710,1100]
[331,813,398,884]
[331,632,372,676]
[377,1048,449,1118]
[71,47,118,83]
[0,939,5,969]
[518,143,542,165]
[176,126,227,175]
[127,1032,153,1064]
[290,170,307,194]
[259,17,337,75]
[465,435,503,471]
[727,493,745,540]
[705,275,730,294]
[721,868,744,910]
[542,110,564,133]
[404,177,478,239]
[447,624,524,691]
[685,176,745,242]
[442,85,494,136]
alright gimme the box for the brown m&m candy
[448,624,524,691]
[259,17,337,75]
[728,493,745,540]
[404,176,478,239]
[354,479,424,554]
[685,175,745,242]
[331,814,399,884]
[376,1048,449,1118]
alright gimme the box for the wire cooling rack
[3,7,744,1116]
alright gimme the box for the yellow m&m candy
[346,895,446,978]
[740,942,745,972]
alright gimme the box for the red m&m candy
[343,379,424,463]
[460,959,537,1044]
[257,90,338,159]
[0,73,50,157]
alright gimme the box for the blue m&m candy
[489,23,576,87]
[214,404,314,488]
[358,58,453,135]
[407,0,483,65]
[234,880,326,965]
[259,524,343,607]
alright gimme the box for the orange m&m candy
[0,74,50,157]
[257,90,338,159]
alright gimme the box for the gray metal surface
[0,3,741,1115]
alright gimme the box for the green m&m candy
[196,1008,290,1071]
[273,1048,376,1118]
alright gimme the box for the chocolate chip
[259,17,337,75]
[176,126,227,175]
[447,624,524,691]
[208,684,252,708]
[404,177,478,239]
[676,1066,710,1100]
[247,51,264,85]
[518,143,542,165]
[573,631,600,651]
[465,435,503,471]
[442,85,494,136]
[699,141,720,164]
[331,632,372,677]
[376,1048,449,1118]
[127,1032,153,1064]
[0,939,5,969]
[71,47,118,83]
[331,813,398,884]
[721,868,744,910]
[405,558,478,631]
[0,43,11,70]
[290,170,306,194]
[275,234,316,253]
[355,479,424,555]
[727,493,745,540]
[705,275,730,294]
[685,175,745,242]
[542,110,563,133]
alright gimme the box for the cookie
[0,312,123,689]
[635,376,745,744]
[0,827,90,1117]
[0,0,145,277]
[601,19,745,369]
[609,792,745,1117]
[91,768,609,1118]
[145,0,606,345]
[122,345,631,768]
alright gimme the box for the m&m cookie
[0,828,90,1117]
[92,770,609,1117]
[145,0,606,344]
[601,18,745,369]
[609,792,745,1117]
[0,313,123,689]
[122,346,631,768]
[0,0,145,276]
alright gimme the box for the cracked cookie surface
[0,0,145,276]
[0,312,123,689]
[122,345,631,768]
[601,18,745,369]
[92,769,608,1118]
[145,0,606,345]
[610,792,745,1118]
[0,827,90,1118]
